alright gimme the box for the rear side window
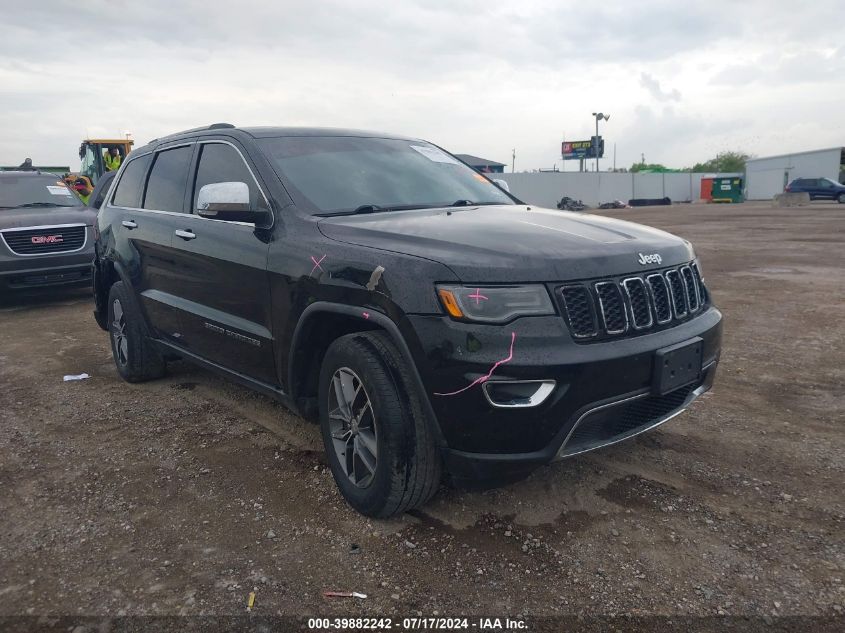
[143,146,193,213]
[192,143,269,213]
[111,154,151,208]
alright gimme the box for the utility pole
[613,143,617,172]
[511,148,516,173]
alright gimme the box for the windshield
[0,175,82,209]
[80,144,99,185]
[257,136,514,214]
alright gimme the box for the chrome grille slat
[665,269,688,318]
[691,262,707,305]
[560,285,598,338]
[646,273,673,324]
[622,277,653,329]
[680,265,699,312]
[594,281,628,334]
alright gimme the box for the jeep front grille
[556,262,709,342]
[1,224,87,256]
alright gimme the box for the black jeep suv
[93,124,722,517]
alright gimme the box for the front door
[165,141,277,385]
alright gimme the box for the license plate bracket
[653,337,703,395]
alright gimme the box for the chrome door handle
[122,220,137,229]
[174,229,196,240]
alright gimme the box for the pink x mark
[310,254,326,276]
[468,288,489,305]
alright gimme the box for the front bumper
[406,306,722,485]
[0,248,94,292]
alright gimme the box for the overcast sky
[2,0,843,172]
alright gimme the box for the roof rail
[149,122,236,144]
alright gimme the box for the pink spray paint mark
[310,254,326,276]
[468,288,489,305]
[434,331,516,397]
[362,312,370,319]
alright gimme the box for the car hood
[0,205,97,230]
[317,205,695,282]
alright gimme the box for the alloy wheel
[327,367,378,488]
[111,298,128,366]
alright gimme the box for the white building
[744,147,844,200]
[489,171,740,208]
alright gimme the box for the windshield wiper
[17,202,67,208]
[352,204,383,214]
[316,204,435,217]
[450,200,504,207]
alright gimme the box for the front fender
[288,301,446,447]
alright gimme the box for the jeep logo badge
[637,252,662,265]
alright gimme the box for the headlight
[436,284,555,323]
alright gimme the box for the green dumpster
[710,177,743,203]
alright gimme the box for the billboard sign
[562,137,604,160]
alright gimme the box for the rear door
[165,140,276,384]
[106,151,182,343]
[801,178,819,198]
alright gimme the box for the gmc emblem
[31,235,64,244]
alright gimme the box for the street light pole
[591,112,610,172]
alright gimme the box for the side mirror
[493,178,510,192]
[196,182,268,224]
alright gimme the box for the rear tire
[108,281,166,383]
[838,193,845,204]
[318,331,441,517]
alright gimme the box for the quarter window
[143,146,193,213]
[111,154,151,208]
[192,143,268,213]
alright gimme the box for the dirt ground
[0,201,842,621]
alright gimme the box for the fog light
[482,380,556,408]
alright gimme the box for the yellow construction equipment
[74,138,134,186]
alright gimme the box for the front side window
[192,143,268,213]
[257,136,513,214]
[0,175,81,210]
[112,154,151,208]
[143,146,193,213]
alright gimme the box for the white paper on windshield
[410,145,460,165]
[46,186,72,196]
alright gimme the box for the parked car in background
[93,124,722,518]
[0,171,96,292]
[785,177,845,202]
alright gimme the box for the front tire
[108,281,166,383]
[838,193,845,204]
[318,331,441,517]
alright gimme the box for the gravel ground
[0,201,842,622]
